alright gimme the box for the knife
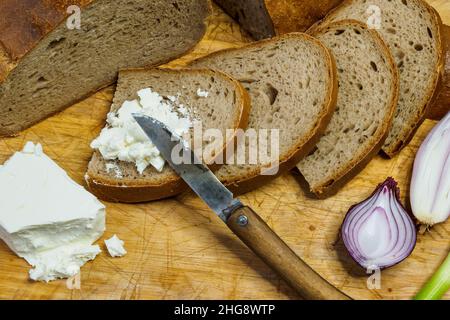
[133,114,350,300]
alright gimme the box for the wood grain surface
[226,206,351,300]
[0,1,449,300]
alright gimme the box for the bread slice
[191,33,338,195]
[312,0,445,157]
[0,0,210,136]
[214,0,343,40]
[85,68,250,203]
[296,20,398,197]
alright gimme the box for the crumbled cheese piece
[91,88,194,174]
[167,93,180,102]
[29,245,101,282]
[0,142,105,282]
[104,235,127,257]
[197,88,209,98]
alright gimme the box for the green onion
[415,252,450,300]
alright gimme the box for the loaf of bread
[297,20,399,197]
[215,0,448,121]
[214,0,343,39]
[0,0,210,136]
[191,34,338,195]
[86,68,250,203]
[313,0,445,157]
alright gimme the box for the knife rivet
[237,215,248,226]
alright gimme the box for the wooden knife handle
[226,206,350,300]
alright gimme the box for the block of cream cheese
[104,234,127,257]
[0,142,106,282]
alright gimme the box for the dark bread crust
[0,0,212,137]
[265,0,344,35]
[213,0,343,40]
[0,0,94,136]
[298,20,399,198]
[310,0,445,158]
[86,167,188,203]
[0,0,91,80]
[191,33,339,197]
[214,0,275,40]
[85,68,251,203]
[428,24,450,120]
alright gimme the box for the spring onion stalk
[415,252,450,300]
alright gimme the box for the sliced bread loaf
[86,68,250,203]
[296,20,399,197]
[0,0,210,136]
[312,0,445,157]
[191,33,338,195]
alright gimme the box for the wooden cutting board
[0,1,449,300]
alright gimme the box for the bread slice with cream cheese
[86,68,250,203]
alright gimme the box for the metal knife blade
[133,114,242,222]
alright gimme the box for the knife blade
[133,114,241,222]
[133,114,350,300]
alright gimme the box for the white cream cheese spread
[104,234,127,257]
[0,142,106,282]
[90,88,194,174]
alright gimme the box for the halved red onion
[410,112,450,226]
[341,178,417,269]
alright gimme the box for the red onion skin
[341,178,417,270]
